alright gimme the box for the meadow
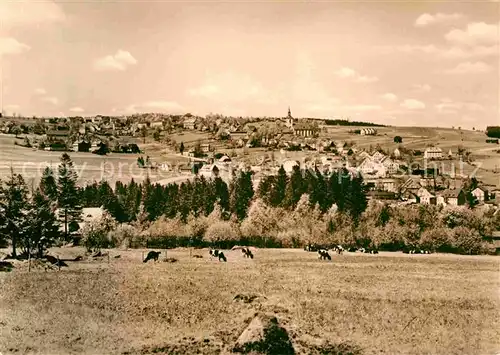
[1,248,499,355]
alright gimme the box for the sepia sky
[0,0,499,128]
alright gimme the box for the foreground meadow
[0,248,499,355]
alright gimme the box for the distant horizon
[1,111,495,132]
[0,0,498,129]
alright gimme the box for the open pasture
[1,248,499,354]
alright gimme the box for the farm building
[360,128,377,135]
[438,188,466,206]
[424,147,443,160]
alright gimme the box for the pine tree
[283,165,305,209]
[57,153,83,241]
[213,177,230,212]
[269,165,288,207]
[257,175,274,205]
[230,170,254,221]
[22,189,60,258]
[0,169,29,257]
[345,174,367,225]
[180,142,185,155]
[40,167,58,202]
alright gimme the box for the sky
[0,0,499,128]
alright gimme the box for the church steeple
[287,106,292,118]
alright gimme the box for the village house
[439,188,466,206]
[183,117,198,130]
[200,143,211,153]
[417,187,435,205]
[150,120,163,129]
[358,157,387,178]
[424,146,443,160]
[471,187,488,203]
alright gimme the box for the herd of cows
[140,244,432,264]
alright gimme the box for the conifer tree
[40,166,58,202]
[345,174,367,225]
[213,177,230,212]
[269,165,288,207]
[22,189,60,258]
[283,165,305,209]
[57,153,82,241]
[257,175,274,205]
[0,169,29,257]
[230,170,254,220]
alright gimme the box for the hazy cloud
[34,88,47,95]
[415,13,463,27]
[445,61,492,74]
[436,99,485,114]
[445,22,499,46]
[0,37,30,55]
[189,71,268,103]
[69,107,85,113]
[413,84,432,92]
[93,50,137,71]
[381,93,398,102]
[41,97,59,105]
[335,67,378,83]
[401,99,426,110]
[0,1,65,28]
[126,100,184,114]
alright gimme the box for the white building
[417,187,435,205]
[360,128,377,135]
[471,187,487,202]
[424,147,443,160]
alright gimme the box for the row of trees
[0,154,82,258]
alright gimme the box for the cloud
[125,100,184,114]
[389,44,498,59]
[356,75,379,83]
[381,93,398,102]
[342,105,382,112]
[93,50,137,71]
[444,61,492,74]
[413,84,432,92]
[0,1,65,28]
[435,99,485,114]
[335,67,357,78]
[41,96,59,105]
[415,13,464,27]
[445,22,499,46]
[4,104,20,112]
[335,67,379,83]
[188,71,270,103]
[34,88,47,95]
[400,99,426,110]
[0,37,30,55]
[69,107,84,113]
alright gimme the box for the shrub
[107,224,140,249]
[451,226,483,255]
[204,220,240,248]
[81,212,118,252]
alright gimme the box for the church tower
[286,106,294,128]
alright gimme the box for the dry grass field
[1,248,499,355]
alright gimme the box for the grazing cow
[209,249,220,259]
[348,247,357,252]
[304,243,320,252]
[242,248,254,259]
[143,251,161,263]
[45,255,68,267]
[333,245,344,255]
[318,249,331,260]
[218,252,227,262]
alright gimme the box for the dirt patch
[295,338,363,355]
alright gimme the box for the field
[1,248,499,354]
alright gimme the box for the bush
[81,212,118,252]
[451,226,483,255]
[204,220,240,248]
[107,224,140,249]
